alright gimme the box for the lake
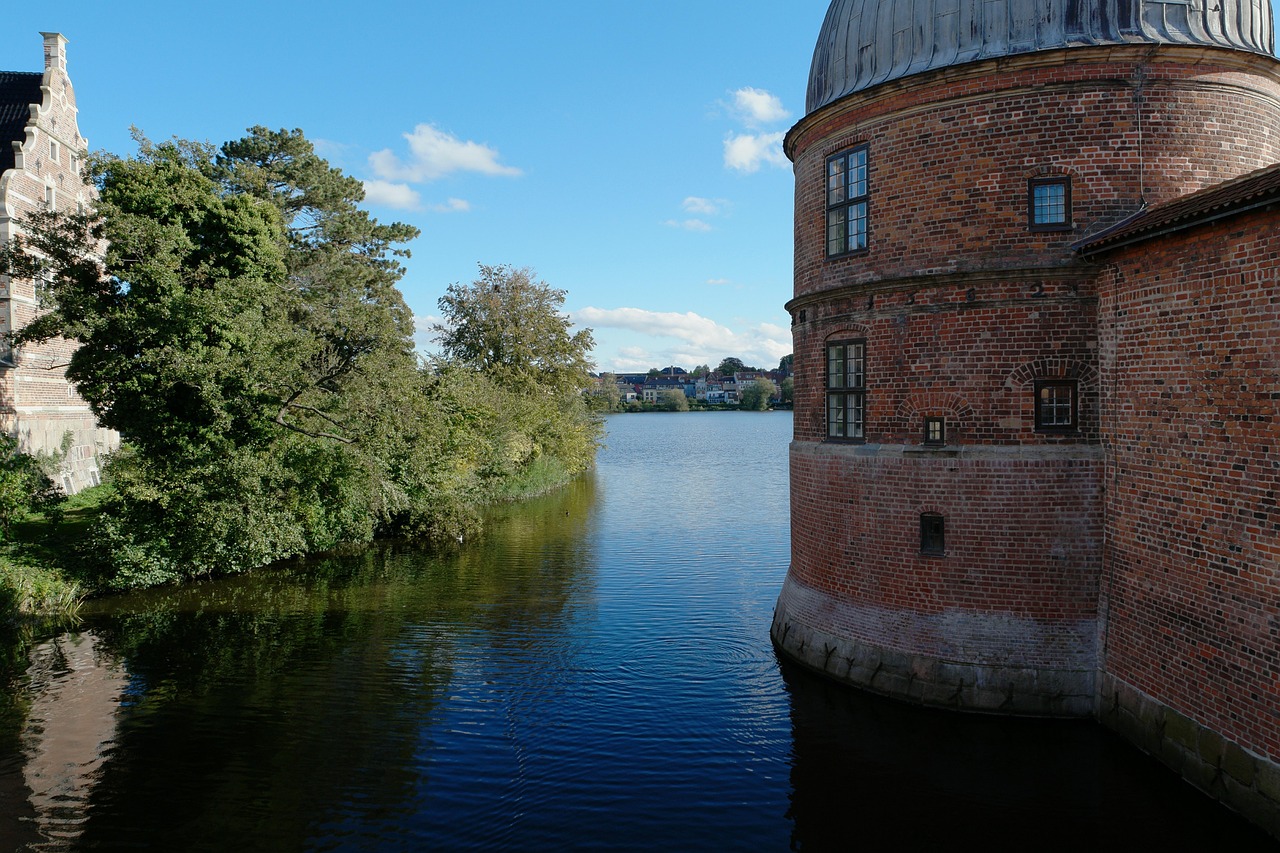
[0,412,1269,849]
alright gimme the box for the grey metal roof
[807,0,1277,113]
[0,70,41,176]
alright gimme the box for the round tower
[772,0,1280,715]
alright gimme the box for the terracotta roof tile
[1077,162,1280,255]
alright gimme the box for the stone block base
[1100,673,1280,839]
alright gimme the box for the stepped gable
[0,71,41,174]
[808,0,1276,112]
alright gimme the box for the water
[0,412,1271,850]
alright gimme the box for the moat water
[0,412,1270,850]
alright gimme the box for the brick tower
[774,0,1280,830]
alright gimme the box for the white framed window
[49,139,59,163]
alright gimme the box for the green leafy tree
[1,129,472,587]
[716,357,747,376]
[587,372,623,413]
[739,377,778,411]
[780,376,795,404]
[778,354,794,373]
[432,264,601,485]
[434,264,595,396]
[656,389,689,412]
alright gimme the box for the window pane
[1038,384,1075,427]
[847,201,868,252]
[828,395,845,437]
[849,393,864,438]
[848,148,867,199]
[827,156,847,206]
[828,345,845,389]
[846,342,864,389]
[1033,182,1066,224]
[827,208,847,256]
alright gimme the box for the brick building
[773,0,1280,835]
[0,33,116,492]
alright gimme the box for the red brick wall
[788,46,1280,301]
[779,44,1280,710]
[789,274,1100,445]
[1097,204,1280,762]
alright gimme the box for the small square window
[1034,380,1078,431]
[1029,177,1071,231]
[921,513,945,556]
[924,417,945,446]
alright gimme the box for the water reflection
[0,413,1268,850]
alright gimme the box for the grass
[0,484,115,623]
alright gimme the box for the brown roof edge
[1075,162,1280,257]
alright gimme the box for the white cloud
[731,87,790,127]
[362,179,422,210]
[706,278,733,286]
[412,313,445,355]
[574,306,792,371]
[724,132,788,173]
[431,198,472,213]
[369,123,522,183]
[683,196,722,216]
[664,218,713,232]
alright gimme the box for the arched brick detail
[823,325,870,343]
[1007,358,1098,390]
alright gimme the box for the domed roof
[807,0,1276,113]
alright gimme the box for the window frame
[923,416,946,447]
[825,145,870,257]
[1033,379,1078,432]
[920,513,946,556]
[1028,177,1072,231]
[826,339,866,442]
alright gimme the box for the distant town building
[775,0,1280,836]
[0,33,117,492]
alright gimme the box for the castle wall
[787,46,1280,298]
[777,45,1280,721]
[1094,203,1280,833]
[0,35,117,491]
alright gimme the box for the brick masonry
[0,34,118,491]
[775,43,1280,836]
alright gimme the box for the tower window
[826,339,866,440]
[921,513,945,556]
[826,145,869,256]
[1034,380,1077,431]
[1029,177,1071,230]
[924,417,945,446]
[49,139,59,163]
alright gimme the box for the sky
[0,1,831,374]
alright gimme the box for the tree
[432,264,602,487]
[780,376,795,404]
[434,264,595,396]
[778,354,794,373]
[656,389,689,411]
[587,372,623,413]
[1,129,465,586]
[716,357,746,376]
[739,378,778,411]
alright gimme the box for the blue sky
[4,3,1278,373]
[1,2,829,373]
